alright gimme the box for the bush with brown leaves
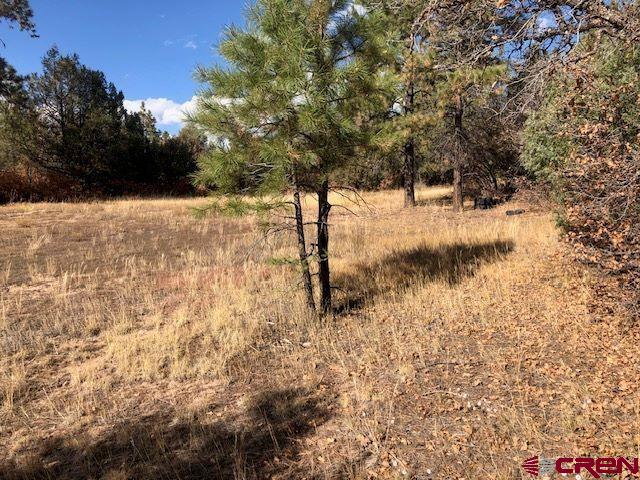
[524,40,640,317]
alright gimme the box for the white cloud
[163,36,200,49]
[124,96,199,127]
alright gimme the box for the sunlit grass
[1,186,633,479]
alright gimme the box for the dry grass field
[1,186,638,479]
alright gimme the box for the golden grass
[1,186,638,479]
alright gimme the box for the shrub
[523,41,640,316]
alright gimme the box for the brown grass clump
[1,187,638,479]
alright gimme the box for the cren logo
[522,456,539,476]
[521,456,640,478]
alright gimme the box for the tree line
[1,8,207,201]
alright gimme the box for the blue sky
[0,0,246,133]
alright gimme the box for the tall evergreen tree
[363,1,437,207]
[193,0,392,315]
[1,0,36,171]
[0,58,32,171]
[26,48,127,185]
[434,66,506,211]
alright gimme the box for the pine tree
[434,66,506,211]
[26,48,129,186]
[362,0,438,207]
[0,58,33,171]
[193,0,392,315]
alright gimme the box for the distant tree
[435,66,507,210]
[25,47,127,186]
[138,103,160,143]
[156,125,206,188]
[363,1,511,208]
[113,103,161,185]
[1,45,203,199]
[176,124,207,159]
[361,1,438,207]
[104,106,203,192]
[0,58,35,172]
[460,95,521,196]
[0,57,26,100]
[194,0,391,315]
[0,0,36,171]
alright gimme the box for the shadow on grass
[334,239,515,314]
[415,193,453,207]
[1,388,332,480]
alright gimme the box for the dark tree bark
[453,164,464,212]
[403,139,416,208]
[317,179,332,315]
[452,93,465,213]
[293,188,316,313]
[403,81,417,208]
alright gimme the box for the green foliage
[193,195,284,219]
[523,39,640,311]
[523,39,640,189]
[0,57,26,101]
[356,2,516,195]
[267,256,299,266]
[193,0,394,200]
[1,49,204,199]
[407,62,515,194]
[193,0,396,314]
[25,48,127,183]
[521,95,570,183]
[0,57,39,175]
[0,0,35,37]
[358,1,440,179]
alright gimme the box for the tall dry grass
[1,187,637,479]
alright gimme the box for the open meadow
[1,186,638,479]
[3,0,640,478]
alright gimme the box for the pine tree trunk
[453,164,464,212]
[403,80,417,208]
[317,179,332,315]
[403,139,416,208]
[453,93,465,213]
[293,189,316,313]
